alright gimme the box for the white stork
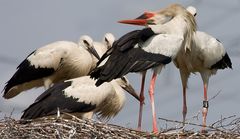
[90,33,115,71]
[21,76,139,120]
[173,6,232,131]
[90,4,197,133]
[2,35,102,99]
[103,33,115,49]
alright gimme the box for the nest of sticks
[0,112,240,139]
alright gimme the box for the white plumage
[191,31,227,70]
[142,34,183,58]
[3,34,111,99]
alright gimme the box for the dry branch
[0,116,158,139]
[0,114,240,139]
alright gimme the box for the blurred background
[0,0,239,132]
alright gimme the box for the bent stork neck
[150,12,196,52]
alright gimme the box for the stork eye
[194,13,197,16]
[147,19,156,25]
[83,40,90,46]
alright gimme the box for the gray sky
[0,0,239,131]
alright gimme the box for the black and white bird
[173,6,232,131]
[90,4,197,133]
[21,76,139,120]
[103,33,115,49]
[2,35,101,99]
[90,33,115,70]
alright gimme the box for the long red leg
[182,86,187,126]
[137,72,146,130]
[201,83,208,133]
[149,72,158,133]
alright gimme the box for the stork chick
[21,76,139,120]
[3,35,100,99]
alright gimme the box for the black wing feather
[96,44,115,67]
[96,28,155,67]
[3,51,56,98]
[91,28,171,86]
[21,81,96,119]
[211,52,232,69]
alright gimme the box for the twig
[9,108,15,118]
[211,115,236,127]
[159,117,225,132]
[208,90,222,102]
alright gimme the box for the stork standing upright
[2,35,101,99]
[21,76,139,120]
[91,4,197,133]
[173,6,232,131]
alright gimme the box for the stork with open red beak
[91,4,197,133]
[118,5,232,132]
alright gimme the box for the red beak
[118,12,155,26]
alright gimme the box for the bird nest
[0,113,240,139]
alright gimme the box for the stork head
[186,6,197,17]
[103,33,115,49]
[118,4,196,27]
[118,4,185,26]
[119,4,197,52]
[79,35,101,60]
[116,77,140,101]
